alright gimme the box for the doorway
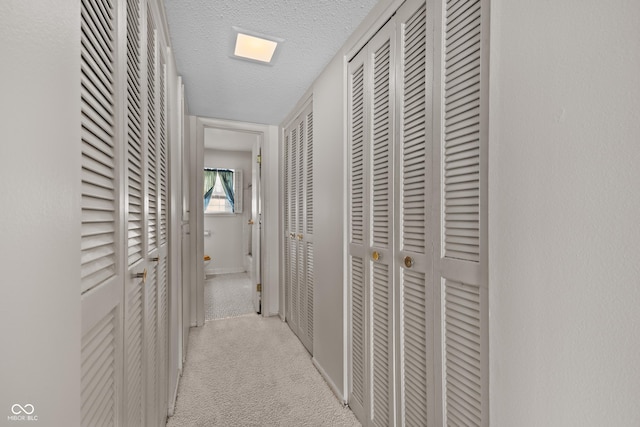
[194,117,266,325]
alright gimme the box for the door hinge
[256,283,262,292]
[256,154,262,164]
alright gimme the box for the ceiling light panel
[230,27,284,65]
[234,33,278,63]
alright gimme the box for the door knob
[404,256,414,268]
[372,251,380,261]
[297,234,303,240]
[135,268,147,284]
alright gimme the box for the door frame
[194,116,267,325]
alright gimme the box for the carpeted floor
[204,272,254,321]
[167,315,361,427]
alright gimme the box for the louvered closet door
[123,0,149,424]
[368,22,396,427]
[287,124,300,334]
[394,2,434,426]
[347,47,369,424]
[283,132,291,321]
[156,54,170,426]
[436,0,489,425]
[347,18,396,427]
[144,10,159,426]
[283,102,314,353]
[80,0,123,425]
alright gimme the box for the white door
[347,17,396,426]
[434,0,489,424]
[80,0,123,424]
[347,1,432,425]
[394,3,434,427]
[283,103,314,353]
[252,143,262,313]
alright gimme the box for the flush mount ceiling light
[231,27,284,65]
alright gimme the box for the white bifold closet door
[435,0,489,425]
[80,0,170,425]
[347,0,489,425]
[283,102,314,353]
[80,0,122,424]
[348,0,489,425]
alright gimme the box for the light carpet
[204,272,254,321]
[167,314,361,427]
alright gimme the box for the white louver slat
[306,242,314,343]
[81,0,116,295]
[125,284,144,426]
[372,263,390,427]
[146,264,158,427]
[159,62,168,246]
[350,256,365,408]
[81,309,117,427]
[371,40,392,249]
[147,12,158,252]
[444,281,482,425]
[350,63,365,246]
[443,0,481,263]
[306,112,314,235]
[126,0,143,267]
[147,11,157,253]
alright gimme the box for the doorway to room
[202,127,260,320]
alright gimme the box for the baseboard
[168,367,181,417]
[205,267,246,276]
[312,357,346,406]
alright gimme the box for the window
[203,168,243,214]
[206,177,233,213]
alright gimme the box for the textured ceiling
[163,0,380,125]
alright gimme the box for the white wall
[203,149,253,275]
[489,1,640,425]
[0,1,81,424]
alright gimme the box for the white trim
[195,116,269,321]
[167,367,181,417]
[205,267,247,276]
[313,357,347,406]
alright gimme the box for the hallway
[167,315,360,426]
[204,273,254,321]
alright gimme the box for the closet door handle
[297,234,303,240]
[372,251,380,262]
[404,256,414,268]
[134,268,147,284]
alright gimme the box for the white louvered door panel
[289,126,300,333]
[283,133,290,320]
[282,101,314,354]
[296,118,308,349]
[304,108,314,351]
[368,22,395,427]
[348,48,369,424]
[80,0,122,424]
[156,55,170,425]
[123,0,148,425]
[144,9,158,426]
[394,2,434,426]
[435,0,489,425]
